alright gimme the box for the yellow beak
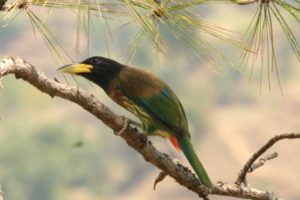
[58,63,93,74]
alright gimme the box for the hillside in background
[0,4,299,200]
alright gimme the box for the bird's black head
[59,56,124,89]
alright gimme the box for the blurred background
[0,2,300,200]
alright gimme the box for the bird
[58,56,212,187]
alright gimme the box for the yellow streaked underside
[122,99,171,138]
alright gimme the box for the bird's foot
[126,118,142,128]
[115,116,142,136]
[122,116,142,129]
[115,117,129,136]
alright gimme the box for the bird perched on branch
[59,56,212,187]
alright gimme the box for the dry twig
[153,171,168,190]
[236,133,300,185]
[249,152,278,173]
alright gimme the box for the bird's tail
[178,136,213,188]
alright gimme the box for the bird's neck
[85,65,124,90]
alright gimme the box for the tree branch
[0,55,279,200]
[236,133,300,185]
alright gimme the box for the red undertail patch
[169,136,181,151]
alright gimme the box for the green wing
[118,67,189,134]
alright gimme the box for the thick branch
[0,56,278,200]
[236,133,300,185]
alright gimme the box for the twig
[153,171,168,190]
[249,152,278,173]
[0,56,280,200]
[236,133,300,185]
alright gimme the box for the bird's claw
[115,117,129,136]
[115,116,142,135]
[127,118,142,128]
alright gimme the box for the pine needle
[122,0,244,68]
[26,8,71,64]
[241,0,299,94]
